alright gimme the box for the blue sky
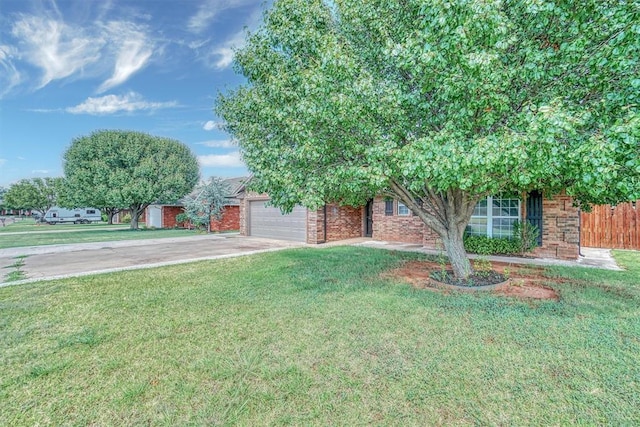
[0,0,267,188]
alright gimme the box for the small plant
[503,266,511,279]
[513,220,540,254]
[3,255,28,282]
[121,213,132,224]
[474,257,493,277]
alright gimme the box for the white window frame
[397,201,410,216]
[468,195,521,238]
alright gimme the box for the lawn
[0,220,128,233]
[0,228,200,249]
[1,247,638,425]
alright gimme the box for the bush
[121,213,131,224]
[464,235,521,255]
[464,221,540,256]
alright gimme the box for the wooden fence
[580,201,640,250]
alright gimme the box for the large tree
[4,178,63,218]
[64,130,200,229]
[217,0,640,278]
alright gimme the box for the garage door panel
[249,202,307,242]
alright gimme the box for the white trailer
[44,207,102,224]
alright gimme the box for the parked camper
[44,207,102,224]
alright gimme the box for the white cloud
[198,151,244,167]
[31,169,49,174]
[97,21,153,93]
[66,92,177,115]
[203,120,219,131]
[11,16,104,89]
[7,10,155,94]
[197,139,236,148]
[0,45,22,97]
[207,23,250,70]
[188,0,259,34]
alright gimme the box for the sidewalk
[333,238,623,271]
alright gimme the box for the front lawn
[0,220,126,233]
[1,247,638,425]
[0,228,200,249]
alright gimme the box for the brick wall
[308,204,363,243]
[161,206,183,228]
[371,197,425,244]
[531,192,580,260]
[210,205,240,231]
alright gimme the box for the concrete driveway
[0,234,305,286]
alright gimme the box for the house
[145,177,248,231]
[239,190,581,260]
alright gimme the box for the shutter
[526,190,543,246]
[385,200,394,216]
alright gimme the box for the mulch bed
[385,260,560,300]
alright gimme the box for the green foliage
[513,220,540,254]
[121,213,131,224]
[464,234,522,256]
[63,130,200,229]
[464,222,539,255]
[175,212,189,226]
[217,0,639,277]
[4,178,63,216]
[181,177,230,233]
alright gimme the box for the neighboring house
[240,190,582,260]
[145,177,248,231]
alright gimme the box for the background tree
[0,186,7,212]
[217,0,640,278]
[64,130,200,229]
[4,178,63,218]
[181,177,230,233]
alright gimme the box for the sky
[0,0,268,188]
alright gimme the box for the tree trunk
[130,206,144,230]
[441,227,472,279]
[107,211,114,225]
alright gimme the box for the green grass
[0,228,199,249]
[1,247,638,425]
[0,220,128,233]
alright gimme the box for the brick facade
[210,206,240,232]
[530,192,580,259]
[307,203,364,244]
[239,193,580,260]
[145,205,240,231]
[371,197,426,244]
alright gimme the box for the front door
[365,200,373,237]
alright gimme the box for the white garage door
[249,201,307,242]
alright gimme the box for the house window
[384,199,394,216]
[467,195,520,238]
[397,202,410,216]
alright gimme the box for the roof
[153,176,250,207]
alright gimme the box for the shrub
[464,234,521,255]
[121,213,131,224]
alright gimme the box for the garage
[248,201,307,242]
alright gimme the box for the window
[397,202,410,216]
[466,195,520,238]
[86,210,96,214]
[384,199,394,216]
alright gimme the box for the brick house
[240,190,581,260]
[145,177,247,231]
